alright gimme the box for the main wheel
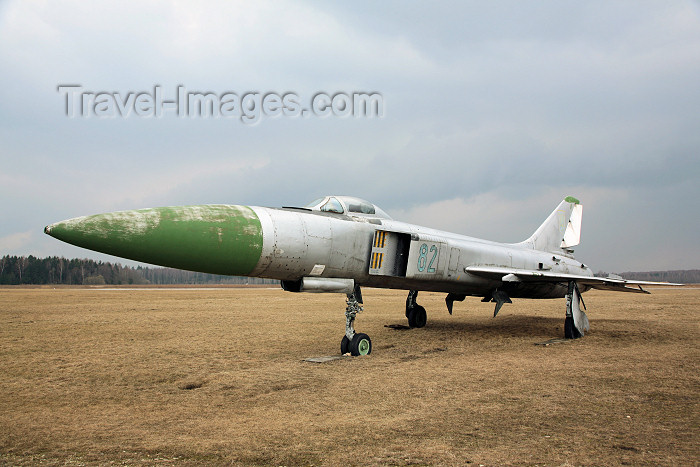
[350,333,372,356]
[407,305,427,328]
[564,316,583,339]
[341,335,351,355]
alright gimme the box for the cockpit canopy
[304,196,392,220]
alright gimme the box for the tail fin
[518,196,582,254]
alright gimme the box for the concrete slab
[535,338,572,346]
[304,355,352,363]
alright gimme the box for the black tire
[564,316,583,339]
[350,333,372,356]
[341,335,351,355]
[407,305,427,328]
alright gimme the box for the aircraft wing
[465,266,682,294]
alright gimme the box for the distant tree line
[0,255,278,285]
[617,270,700,284]
[593,269,699,284]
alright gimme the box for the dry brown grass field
[1,286,698,466]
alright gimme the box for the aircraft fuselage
[44,203,592,300]
[251,206,592,299]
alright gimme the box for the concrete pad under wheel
[304,355,353,363]
[535,338,572,346]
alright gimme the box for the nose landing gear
[341,287,372,356]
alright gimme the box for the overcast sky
[1,0,699,272]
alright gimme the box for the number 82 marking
[417,243,438,273]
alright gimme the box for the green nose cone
[45,205,263,276]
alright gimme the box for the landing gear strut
[341,286,372,356]
[564,281,589,338]
[405,290,427,328]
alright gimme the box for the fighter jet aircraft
[44,195,678,356]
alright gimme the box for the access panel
[406,239,446,279]
[368,230,410,277]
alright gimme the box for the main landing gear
[341,286,372,356]
[564,281,589,339]
[405,290,427,328]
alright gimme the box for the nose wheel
[341,332,372,356]
[341,287,372,356]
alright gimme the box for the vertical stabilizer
[518,196,582,254]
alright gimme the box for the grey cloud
[1,0,698,272]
